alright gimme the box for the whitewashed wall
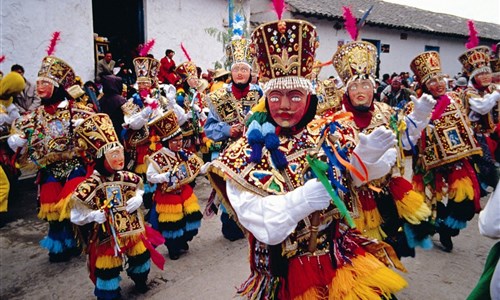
[145,0,251,72]
[0,0,95,83]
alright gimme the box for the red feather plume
[180,42,192,61]
[465,20,479,49]
[343,6,358,41]
[139,39,155,57]
[0,55,5,64]
[272,0,286,20]
[46,31,61,56]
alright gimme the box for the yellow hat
[226,38,253,69]
[0,72,25,106]
[410,51,442,85]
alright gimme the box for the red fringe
[60,175,87,200]
[154,184,193,205]
[412,173,424,193]
[388,177,412,200]
[435,173,445,194]
[40,181,63,204]
[88,238,98,284]
[359,190,377,210]
[485,136,497,159]
[286,254,336,298]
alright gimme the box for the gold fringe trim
[183,194,201,214]
[449,177,474,202]
[395,191,431,224]
[158,212,184,223]
[361,208,383,230]
[128,240,147,256]
[38,202,70,221]
[96,255,122,269]
[135,163,147,175]
[156,203,183,214]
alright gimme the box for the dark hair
[104,51,112,55]
[11,64,24,73]
[165,49,175,56]
[382,73,390,80]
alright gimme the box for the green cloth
[467,241,500,300]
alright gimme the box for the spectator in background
[376,73,390,101]
[380,75,416,108]
[454,77,468,93]
[158,49,181,85]
[116,59,135,88]
[10,64,40,114]
[95,51,115,83]
[99,75,127,137]
[83,81,102,112]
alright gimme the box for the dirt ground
[0,176,497,300]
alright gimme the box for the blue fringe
[185,220,201,231]
[265,134,288,170]
[162,229,184,239]
[404,223,433,249]
[127,260,151,275]
[96,276,122,291]
[444,216,467,230]
[248,129,264,163]
[94,287,121,299]
[64,238,77,248]
[149,203,159,230]
[40,236,64,254]
[144,183,157,194]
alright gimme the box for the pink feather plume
[465,20,479,49]
[492,43,497,55]
[0,55,5,64]
[46,31,61,56]
[343,6,358,41]
[272,0,286,20]
[139,39,156,57]
[180,43,192,61]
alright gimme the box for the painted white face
[347,79,374,107]
[231,63,251,84]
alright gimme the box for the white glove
[89,210,107,224]
[7,134,27,151]
[410,93,436,121]
[141,106,153,118]
[127,107,152,130]
[163,84,177,106]
[301,179,331,210]
[351,127,397,186]
[126,195,143,213]
[469,91,499,115]
[71,118,84,128]
[355,127,397,163]
[162,171,172,183]
[193,104,201,113]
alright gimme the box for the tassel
[141,231,165,270]
[465,20,479,49]
[139,39,156,57]
[46,31,61,56]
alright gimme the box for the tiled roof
[287,0,500,41]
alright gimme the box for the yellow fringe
[56,193,72,222]
[183,194,201,214]
[156,203,183,214]
[329,254,407,300]
[395,191,431,224]
[135,163,147,175]
[362,227,386,242]
[96,255,122,269]
[38,202,70,221]
[294,287,329,300]
[362,208,383,230]
[158,212,184,223]
[449,177,474,202]
[0,166,10,212]
[128,240,147,256]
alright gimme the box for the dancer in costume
[71,114,165,299]
[410,51,483,252]
[208,16,407,299]
[204,14,262,241]
[0,71,24,224]
[458,36,500,192]
[146,110,204,260]
[8,35,95,261]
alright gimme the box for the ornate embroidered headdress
[251,19,319,93]
[226,14,253,69]
[331,41,377,86]
[133,39,160,85]
[175,61,198,81]
[458,46,491,78]
[410,51,442,85]
[37,32,75,89]
[74,114,122,158]
[148,110,181,141]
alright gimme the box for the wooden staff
[308,211,321,253]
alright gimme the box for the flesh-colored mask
[268,87,308,128]
[104,147,125,171]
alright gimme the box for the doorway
[92,0,144,67]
